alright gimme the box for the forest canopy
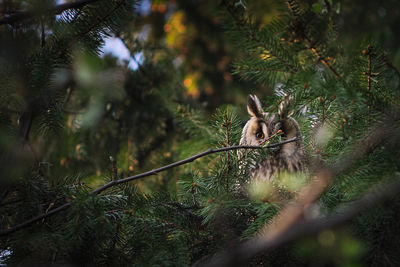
[1,0,400,266]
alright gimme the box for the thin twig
[285,0,340,79]
[321,98,326,126]
[307,43,340,79]
[110,157,118,181]
[90,137,298,195]
[364,45,374,118]
[237,129,283,163]
[367,47,372,98]
[70,7,83,24]
[283,0,341,78]
[223,114,232,191]
[0,202,73,237]
[0,0,100,26]
[0,138,298,237]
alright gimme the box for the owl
[239,95,304,181]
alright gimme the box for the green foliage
[1,0,400,266]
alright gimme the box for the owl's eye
[256,132,264,139]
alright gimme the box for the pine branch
[206,176,400,267]
[286,0,303,21]
[59,1,125,56]
[222,114,232,192]
[366,46,373,96]
[223,0,298,74]
[284,0,341,78]
[90,137,299,194]
[0,137,298,237]
[363,45,376,116]
[205,118,398,266]
[110,156,118,181]
[0,202,73,237]
[308,44,340,78]
[0,0,101,25]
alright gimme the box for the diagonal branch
[206,176,400,267]
[0,0,101,26]
[0,137,298,237]
[90,137,299,194]
[284,0,340,79]
[309,45,340,78]
[205,118,397,266]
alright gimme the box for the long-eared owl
[239,95,305,181]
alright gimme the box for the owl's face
[239,95,304,181]
[241,117,270,146]
[240,95,277,146]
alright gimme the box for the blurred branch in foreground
[204,118,399,266]
[205,175,400,267]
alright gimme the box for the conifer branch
[320,97,326,126]
[305,37,340,79]
[59,1,125,56]
[89,137,299,194]
[205,118,397,266]
[0,138,298,237]
[110,156,118,181]
[363,45,374,113]
[284,0,340,78]
[0,0,100,26]
[0,202,73,237]
[206,176,400,267]
[222,114,232,191]
[286,0,303,20]
[367,47,372,96]
[223,1,298,74]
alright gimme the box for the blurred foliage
[0,0,400,266]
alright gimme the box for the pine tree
[1,0,400,266]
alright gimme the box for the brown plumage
[239,95,305,181]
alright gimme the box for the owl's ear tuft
[247,95,263,118]
[278,95,294,119]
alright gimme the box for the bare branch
[0,137,298,237]
[0,0,100,26]
[90,137,299,194]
